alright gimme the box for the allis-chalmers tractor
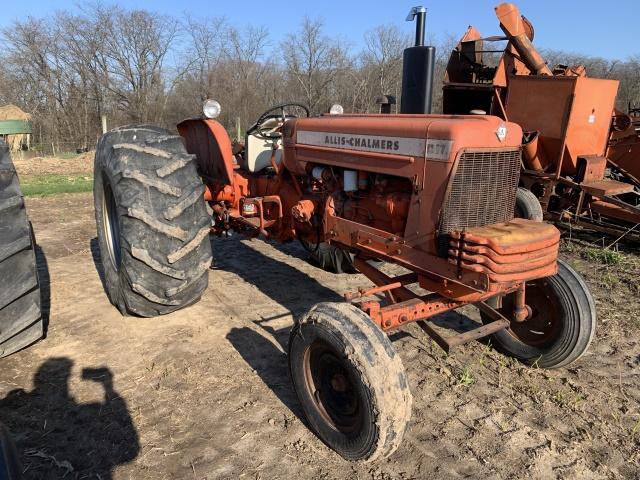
[93,5,596,461]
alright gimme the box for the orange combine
[444,3,640,241]
[92,5,596,462]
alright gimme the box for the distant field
[20,174,93,197]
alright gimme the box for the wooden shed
[0,104,32,152]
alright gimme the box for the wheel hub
[303,340,363,433]
[506,280,562,346]
[102,179,122,271]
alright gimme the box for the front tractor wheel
[94,125,213,317]
[514,187,543,221]
[289,303,412,461]
[481,260,596,368]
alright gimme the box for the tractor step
[581,179,634,197]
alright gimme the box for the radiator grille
[439,149,521,236]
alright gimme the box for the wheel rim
[102,180,122,271]
[303,340,363,434]
[504,279,562,347]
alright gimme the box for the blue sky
[0,0,638,60]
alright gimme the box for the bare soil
[13,152,94,177]
[0,190,638,479]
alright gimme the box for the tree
[102,8,179,123]
[281,17,349,113]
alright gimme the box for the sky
[0,0,638,60]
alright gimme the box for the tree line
[0,4,637,151]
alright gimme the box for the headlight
[329,104,344,115]
[203,99,221,119]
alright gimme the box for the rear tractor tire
[300,240,356,274]
[289,302,412,461]
[0,141,44,357]
[481,259,596,368]
[514,187,543,221]
[93,125,213,317]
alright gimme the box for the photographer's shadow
[0,357,139,479]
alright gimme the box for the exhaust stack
[400,6,436,114]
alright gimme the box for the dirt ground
[13,152,94,177]
[0,188,639,479]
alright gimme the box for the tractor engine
[294,165,412,236]
[284,114,523,247]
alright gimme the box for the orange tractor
[93,6,596,461]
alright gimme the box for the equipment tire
[514,187,543,221]
[481,260,596,368]
[300,239,356,274]
[93,125,213,317]
[289,302,412,461]
[0,141,44,358]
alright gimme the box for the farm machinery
[443,3,640,242]
[92,5,596,461]
[0,140,44,358]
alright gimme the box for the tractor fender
[177,118,235,187]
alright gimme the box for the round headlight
[329,104,344,115]
[203,99,221,119]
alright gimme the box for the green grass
[20,174,93,197]
[580,247,623,266]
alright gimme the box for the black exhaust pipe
[400,6,435,114]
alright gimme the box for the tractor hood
[282,114,522,178]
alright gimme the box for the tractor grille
[439,148,521,239]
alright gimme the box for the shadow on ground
[212,237,343,320]
[34,244,50,334]
[90,237,107,295]
[226,327,306,422]
[217,238,346,424]
[0,357,139,480]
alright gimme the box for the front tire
[514,187,544,221]
[481,260,596,368]
[94,125,213,317]
[289,302,412,461]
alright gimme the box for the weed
[580,247,622,266]
[457,366,474,387]
[551,390,571,408]
[530,356,542,369]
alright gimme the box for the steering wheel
[247,103,310,139]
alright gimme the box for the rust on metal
[442,2,640,237]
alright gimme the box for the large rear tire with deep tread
[0,141,44,357]
[300,239,356,274]
[93,125,213,317]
